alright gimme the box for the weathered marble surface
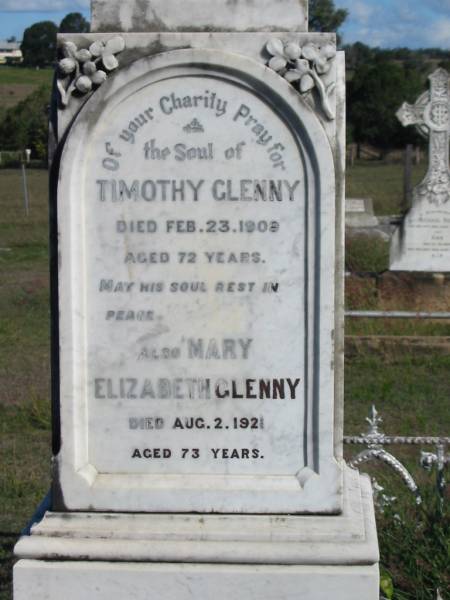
[91,0,308,33]
[15,562,379,600]
[14,470,379,600]
[391,68,450,271]
[14,1,380,598]
[55,32,338,144]
[53,46,343,514]
[16,469,375,563]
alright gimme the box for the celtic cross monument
[391,68,450,271]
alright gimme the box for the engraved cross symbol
[397,68,450,206]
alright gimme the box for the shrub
[345,233,390,273]
[0,85,51,162]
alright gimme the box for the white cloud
[424,15,450,46]
[338,0,450,48]
[351,0,375,25]
[0,0,89,10]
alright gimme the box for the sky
[0,0,449,49]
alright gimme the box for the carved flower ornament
[57,37,125,106]
[265,39,336,120]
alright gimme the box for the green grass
[346,160,428,215]
[0,168,51,600]
[0,67,53,86]
[0,169,49,264]
[346,234,390,273]
[345,351,450,599]
[0,167,449,600]
[377,485,449,600]
[0,406,50,600]
[0,170,50,411]
[0,84,43,111]
[346,319,450,336]
[345,353,450,435]
[0,67,53,111]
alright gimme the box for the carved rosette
[57,37,125,107]
[265,38,336,120]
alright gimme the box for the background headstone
[390,68,450,271]
[346,197,379,228]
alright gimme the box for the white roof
[0,41,21,51]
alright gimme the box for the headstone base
[15,561,378,600]
[14,469,379,600]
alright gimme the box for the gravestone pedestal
[15,468,378,599]
[14,0,379,597]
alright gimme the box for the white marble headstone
[13,6,381,600]
[391,68,450,271]
[53,45,343,514]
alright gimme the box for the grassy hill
[0,66,52,110]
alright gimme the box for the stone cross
[397,68,450,206]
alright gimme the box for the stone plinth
[14,469,379,600]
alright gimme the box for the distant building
[0,41,23,65]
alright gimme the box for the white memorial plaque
[391,209,450,270]
[55,50,341,514]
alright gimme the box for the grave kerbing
[346,197,379,228]
[13,1,379,598]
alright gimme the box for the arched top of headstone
[91,0,308,33]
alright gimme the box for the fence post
[415,146,421,165]
[350,143,356,167]
[21,162,29,216]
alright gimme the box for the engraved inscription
[85,76,306,477]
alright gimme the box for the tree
[0,85,51,160]
[21,21,58,68]
[348,60,424,151]
[344,42,376,71]
[309,0,348,41]
[59,12,90,34]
